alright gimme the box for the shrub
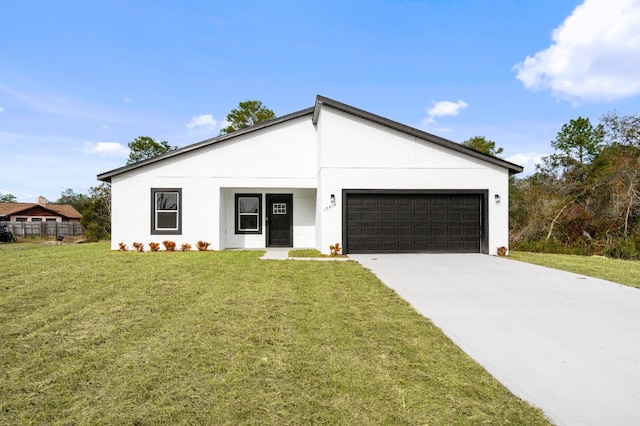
[132,242,144,252]
[329,242,342,257]
[118,242,127,251]
[196,241,210,251]
[162,240,176,251]
[149,242,160,252]
[603,236,640,260]
[181,243,192,251]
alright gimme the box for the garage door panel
[463,210,478,221]
[432,225,446,236]
[382,241,398,251]
[364,225,380,236]
[448,225,463,236]
[397,196,412,205]
[464,226,481,236]
[431,196,446,205]
[364,197,381,206]
[364,211,380,221]
[415,225,429,236]
[447,211,462,221]
[398,225,414,236]
[415,211,430,221]
[348,210,363,221]
[432,212,446,221]
[346,193,483,253]
[381,211,397,221]
[348,224,363,235]
[382,226,397,236]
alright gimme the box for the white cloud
[124,97,133,103]
[513,0,640,103]
[506,152,548,175]
[422,100,468,127]
[85,142,129,156]
[0,106,4,113]
[102,124,109,129]
[186,114,217,131]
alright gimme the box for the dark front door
[266,194,293,247]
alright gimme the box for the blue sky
[2,0,640,202]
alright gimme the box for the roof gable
[98,107,315,182]
[313,96,522,175]
[98,95,522,182]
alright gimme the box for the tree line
[509,111,640,258]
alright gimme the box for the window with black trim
[235,194,261,234]
[151,188,182,234]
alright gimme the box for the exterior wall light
[494,194,501,205]
[330,194,335,203]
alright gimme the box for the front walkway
[350,253,640,426]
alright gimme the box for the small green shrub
[603,236,640,260]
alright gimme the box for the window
[46,218,57,222]
[272,203,286,214]
[151,188,182,234]
[235,194,261,234]
[31,218,42,222]
[15,217,27,222]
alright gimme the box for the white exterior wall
[109,116,317,250]
[315,107,510,255]
[109,103,515,255]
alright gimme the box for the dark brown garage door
[345,192,484,253]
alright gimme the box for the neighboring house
[0,197,82,223]
[98,95,522,255]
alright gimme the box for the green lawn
[288,248,322,258]
[1,242,550,425]
[510,251,640,289]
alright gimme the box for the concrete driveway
[350,253,640,426]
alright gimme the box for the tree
[220,100,276,135]
[509,111,640,257]
[551,117,603,164]
[461,136,504,157]
[127,136,172,165]
[600,111,640,147]
[588,144,640,238]
[81,183,111,241]
[0,193,17,203]
[56,188,87,212]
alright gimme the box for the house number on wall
[273,203,286,215]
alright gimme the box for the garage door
[345,193,484,253]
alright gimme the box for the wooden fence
[4,221,84,238]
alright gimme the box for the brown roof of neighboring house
[0,202,82,219]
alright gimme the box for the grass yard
[1,242,550,425]
[510,251,640,289]
[287,248,322,258]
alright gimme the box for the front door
[266,194,293,247]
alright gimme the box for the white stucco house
[98,95,522,255]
